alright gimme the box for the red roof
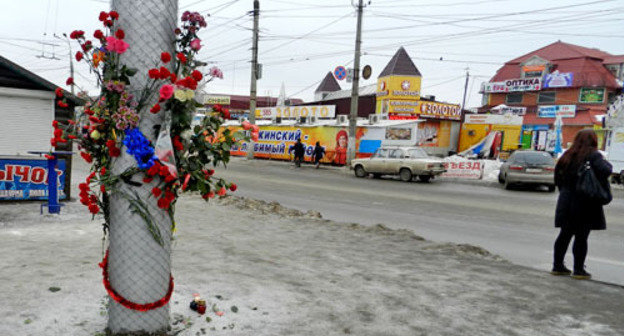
[508,41,612,64]
[490,41,621,89]
[604,55,624,64]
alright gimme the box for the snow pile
[482,159,503,182]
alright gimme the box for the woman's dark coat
[555,151,612,230]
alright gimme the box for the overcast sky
[1,0,623,108]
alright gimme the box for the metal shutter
[0,88,55,156]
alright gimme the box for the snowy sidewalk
[1,194,624,336]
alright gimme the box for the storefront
[459,114,523,156]
[0,55,81,200]
[220,119,422,165]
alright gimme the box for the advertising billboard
[538,105,576,118]
[579,88,605,103]
[543,72,573,88]
[255,105,336,119]
[0,158,66,201]
[482,78,541,93]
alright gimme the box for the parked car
[351,146,446,182]
[498,150,555,191]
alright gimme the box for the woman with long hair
[552,129,612,279]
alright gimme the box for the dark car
[498,150,556,191]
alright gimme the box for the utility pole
[347,0,365,166]
[247,0,260,159]
[461,68,470,111]
[55,33,75,95]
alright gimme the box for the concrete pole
[247,0,259,159]
[461,68,470,111]
[347,0,363,166]
[108,1,177,334]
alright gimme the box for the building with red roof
[479,41,623,150]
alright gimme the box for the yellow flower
[90,130,101,140]
[174,89,188,102]
[185,89,195,100]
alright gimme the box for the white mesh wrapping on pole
[108,0,177,334]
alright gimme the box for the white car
[351,146,446,182]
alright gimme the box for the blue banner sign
[0,158,66,200]
[543,72,573,88]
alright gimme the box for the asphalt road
[219,157,624,286]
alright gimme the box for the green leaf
[125,67,138,76]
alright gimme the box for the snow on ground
[1,156,624,335]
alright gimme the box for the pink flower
[190,38,202,51]
[159,84,174,100]
[209,66,223,79]
[105,36,129,54]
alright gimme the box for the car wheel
[498,172,504,184]
[399,168,412,182]
[547,185,556,192]
[504,177,513,190]
[418,175,432,183]
[354,165,367,178]
[373,173,382,179]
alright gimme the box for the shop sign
[419,101,462,121]
[382,100,420,114]
[0,158,66,200]
[464,114,523,125]
[440,160,483,179]
[538,105,576,118]
[255,105,336,119]
[376,76,422,100]
[543,72,573,88]
[579,88,605,103]
[204,95,231,105]
[492,106,526,115]
[482,78,541,93]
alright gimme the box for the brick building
[480,41,623,150]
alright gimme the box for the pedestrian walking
[551,130,612,280]
[312,141,325,169]
[290,138,305,167]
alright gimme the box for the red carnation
[222,108,231,119]
[147,162,161,176]
[148,68,160,79]
[173,136,183,151]
[104,20,113,27]
[50,139,57,147]
[57,101,69,108]
[169,73,177,83]
[98,11,109,21]
[55,87,63,98]
[115,29,125,39]
[164,191,175,201]
[150,104,161,114]
[217,187,226,196]
[79,183,89,191]
[230,183,237,191]
[75,51,83,62]
[157,197,170,209]
[54,129,63,137]
[174,27,181,35]
[109,146,121,157]
[93,30,104,39]
[152,187,162,198]
[191,70,203,81]
[52,120,59,127]
[159,66,170,79]
[66,77,74,85]
[80,151,93,163]
[161,52,171,63]
[68,135,77,140]
[143,177,153,183]
[212,104,222,112]
[100,185,106,193]
[88,203,100,214]
[176,52,186,64]
[164,174,176,183]
[109,10,119,20]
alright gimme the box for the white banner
[255,105,336,119]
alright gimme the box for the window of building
[506,93,523,104]
[481,93,489,106]
[538,91,556,104]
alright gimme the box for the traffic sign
[362,65,372,80]
[334,66,346,81]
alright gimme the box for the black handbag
[576,161,612,205]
